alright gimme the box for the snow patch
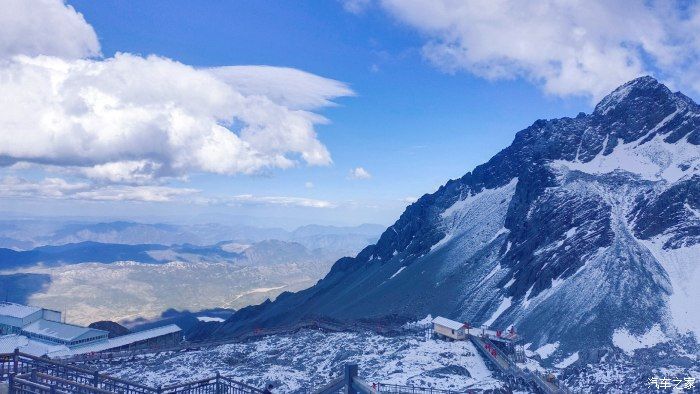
[489,227,509,243]
[483,297,512,326]
[403,315,433,329]
[389,266,406,279]
[555,352,579,369]
[197,316,224,323]
[551,132,699,183]
[612,324,668,355]
[534,342,559,359]
[432,178,518,254]
[521,286,534,309]
[685,203,700,219]
[503,277,515,288]
[641,238,700,339]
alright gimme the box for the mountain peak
[625,75,662,88]
[593,75,674,115]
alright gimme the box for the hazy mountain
[0,220,383,251]
[0,273,51,304]
[1,235,380,324]
[0,242,164,268]
[88,321,130,338]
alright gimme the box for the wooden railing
[376,383,476,393]
[312,364,376,394]
[162,373,263,393]
[310,364,478,394]
[1,350,262,394]
[3,350,475,394]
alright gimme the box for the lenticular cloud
[0,54,352,183]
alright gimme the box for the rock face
[213,77,700,355]
[88,321,130,338]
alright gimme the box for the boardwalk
[469,335,570,394]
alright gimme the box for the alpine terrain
[212,76,700,359]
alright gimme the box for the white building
[432,316,467,340]
[0,302,62,335]
[0,302,182,357]
[22,319,109,346]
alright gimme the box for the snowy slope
[212,76,699,360]
[102,329,504,393]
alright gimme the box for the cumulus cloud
[0,0,100,59]
[305,181,315,189]
[0,54,352,182]
[0,0,353,198]
[349,167,372,179]
[370,0,700,99]
[0,176,197,202]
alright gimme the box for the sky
[1,0,700,228]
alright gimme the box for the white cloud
[0,54,351,182]
[349,167,372,179]
[0,176,197,202]
[401,196,418,204]
[305,181,315,189]
[73,185,197,203]
[0,176,335,206]
[341,0,373,14]
[0,0,353,192]
[210,66,354,110]
[372,0,700,99]
[226,194,335,208]
[0,0,99,59]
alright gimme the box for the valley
[0,222,383,325]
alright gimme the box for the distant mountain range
[210,77,700,361]
[0,220,385,254]
[0,242,167,268]
[0,222,384,325]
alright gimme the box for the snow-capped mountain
[213,76,699,357]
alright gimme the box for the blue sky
[1,0,698,227]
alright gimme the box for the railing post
[215,371,221,394]
[8,373,13,394]
[93,370,100,387]
[12,349,18,374]
[343,364,358,394]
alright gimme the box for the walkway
[469,335,571,394]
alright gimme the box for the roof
[51,324,182,357]
[22,319,107,342]
[432,316,465,330]
[0,302,41,319]
[0,334,26,353]
[0,334,68,356]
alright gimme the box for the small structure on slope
[432,316,468,340]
